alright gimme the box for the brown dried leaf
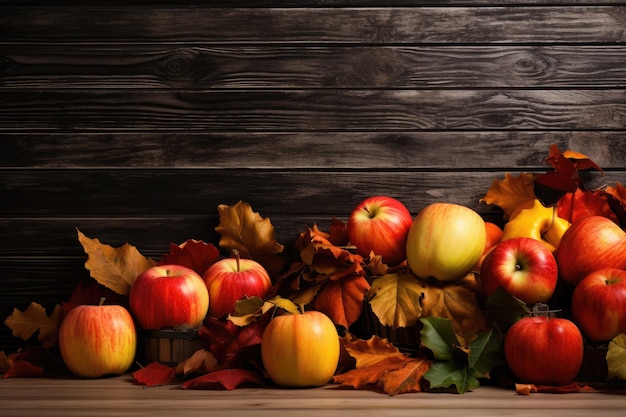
[215,201,284,259]
[4,302,62,349]
[175,349,219,376]
[77,229,157,296]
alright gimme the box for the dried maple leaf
[557,188,617,224]
[62,277,127,317]
[159,239,220,276]
[515,382,594,395]
[215,201,285,276]
[77,229,157,296]
[4,302,62,349]
[480,172,536,220]
[607,333,626,381]
[366,272,423,328]
[334,335,431,395]
[419,275,487,346]
[175,349,219,376]
[536,144,603,192]
[182,368,265,390]
[606,182,626,208]
[132,361,176,387]
[313,275,370,330]
[328,217,350,246]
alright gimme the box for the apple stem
[98,297,106,306]
[233,249,240,272]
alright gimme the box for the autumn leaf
[4,302,62,349]
[606,182,626,208]
[62,277,127,317]
[2,346,64,378]
[419,275,487,346]
[420,317,503,394]
[228,295,300,327]
[132,361,176,387]
[159,239,220,276]
[557,188,617,224]
[480,172,536,220]
[536,144,603,193]
[328,217,350,246]
[77,229,157,296]
[366,272,423,328]
[607,333,626,380]
[334,335,432,395]
[313,275,370,330]
[175,349,219,376]
[515,382,595,395]
[215,201,286,275]
[182,369,265,390]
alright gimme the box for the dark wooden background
[1,0,626,352]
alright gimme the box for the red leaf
[62,277,127,317]
[182,369,265,390]
[329,217,349,246]
[132,361,176,387]
[313,275,370,329]
[159,239,220,276]
[3,359,45,378]
[536,144,604,193]
[557,189,617,224]
[515,382,595,395]
[198,314,269,367]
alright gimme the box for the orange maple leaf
[536,144,603,192]
[3,302,62,349]
[77,229,157,296]
[334,335,432,395]
[480,172,536,220]
[313,276,370,330]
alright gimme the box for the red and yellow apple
[203,254,271,318]
[261,310,340,387]
[571,268,626,342]
[59,303,137,378]
[480,237,558,304]
[129,264,209,330]
[504,314,583,386]
[555,215,626,286]
[347,195,413,265]
[406,203,486,282]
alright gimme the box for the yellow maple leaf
[366,272,423,328]
[4,302,62,349]
[77,229,157,296]
[480,172,536,220]
[607,334,626,381]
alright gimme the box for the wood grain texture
[2,7,626,44]
[3,45,626,89]
[0,376,625,417]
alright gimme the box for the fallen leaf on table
[515,382,595,395]
[182,369,265,390]
[175,349,218,376]
[333,335,432,395]
[77,228,157,296]
[4,302,62,349]
[132,361,176,387]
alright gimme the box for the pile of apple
[57,250,341,387]
[346,195,626,386]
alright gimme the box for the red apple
[347,195,413,265]
[129,264,209,330]
[480,237,558,304]
[261,310,340,387]
[555,215,626,286]
[59,302,137,378]
[203,253,272,318]
[571,268,626,342]
[406,203,486,282]
[505,313,583,386]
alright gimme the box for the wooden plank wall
[1,1,625,352]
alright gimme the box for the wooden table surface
[1,376,624,417]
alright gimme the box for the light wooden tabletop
[1,376,624,417]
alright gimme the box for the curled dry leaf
[479,172,536,220]
[175,349,219,376]
[366,272,423,329]
[77,229,157,296]
[132,361,176,387]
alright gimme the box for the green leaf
[483,287,528,330]
[420,316,459,361]
[607,333,626,380]
[424,359,480,394]
[468,328,504,378]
